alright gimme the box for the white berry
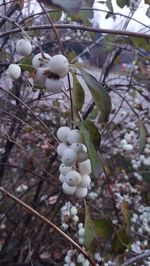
[77,150,88,162]
[62,148,77,166]
[70,206,78,216]
[59,173,65,183]
[8,64,21,79]
[32,52,51,68]
[78,227,85,237]
[67,129,83,144]
[82,259,90,266]
[45,77,63,92]
[48,54,69,76]
[57,127,71,142]
[77,254,85,263]
[70,143,83,152]
[62,182,76,195]
[80,175,91,188]
[78,159,91,175]
[65,170,81,186]
[16,39,32,56]
[72,215,79,223]
[57,143,68,156]
[75,187,87,198]
[59,164,74,175]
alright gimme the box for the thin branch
[0,186,95,266]
[0,24,150,39]
[122,250,150,266]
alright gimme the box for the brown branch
[0,24,150,39]
[122,250,150,266]
[0,187,96,266]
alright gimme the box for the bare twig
[0,24,150,40]
[0,187,95,266]
[122,250,150,266]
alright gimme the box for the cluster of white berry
[56,126,91,198]
[7,38,69,93]
[32,53,69,92]
[61,203,79,231]
[8,39,32,79]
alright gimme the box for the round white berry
[48,54,69,76]
[62,148,77,166]
[64,255,71,263]
[62,182,76,195]
[65,171,81,186]
[33,67,48,87]
[59,173,65,183]
[78,159,91,175]
[72,215,79,223]
[45,77,63,92]
[77,150,88,162]
[8,64,21,79]
[67,129,83,144]
[57,143,68,156]
[80,175,91,188]
[78,223,83,229]
[59,164,74,175]
[70,206,78,216]
[57,127,71,143]
[16,39,32,56]
[70,143,83,152]
[75,187,87,198]
[79,237,84,244]
[59,68,69,78]
[78,227,85,237]
[32,52,51,68]
[82,259,90,266]
[77,253,85,263]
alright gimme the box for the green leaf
[112,228,131,254]
[50,10,62,22]
[71,0,94,23]
[78,120,103,178]
[84,204,97,252]
[120,202,130,233]
[78,120,101,149]
[50,0,82,15]
[116,0,130,8]
[19,56,33,73]
[72,74,85,113]
[80,68,112,122]
[130,37,150,52]
[139,120,147,154]
[94,218,114,240]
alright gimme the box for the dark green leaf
[94,218,113,239]
[116,0,130,8]
[112,228,131,254]
[71,0,94,23]
[78,120,101,149]
[120,202,130,233]
[51,0,82,15]
[50,10,62,22]
[19,56,33,73]
[130,37,150,52]
[139,120,147,154]
[78,120,103,178]
[72,74,85,113]
[84,204,97,252]
[80,68,112,122]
